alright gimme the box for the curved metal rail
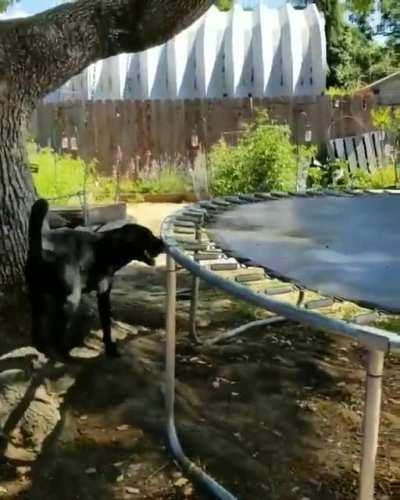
[165,256,237,500]
[161,189,400,500]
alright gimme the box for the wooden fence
[30,95,379,176]
[329,131,393,172]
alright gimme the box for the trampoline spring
[174,227,196,235]
[290,191,309,197]
[322,190,352,197]
[212,199,232,207]
[223,196,248,205]
[186,207,208,213]
[194,252,222,261]
[175,216,202,224]
[265,285,295,296]
[182,242,209,251]
[344,189,365,195]
[198,202,220,210]
[305,189,325,196]
[353,312,378,325]
[254,192,275,200]
[236,258,254,266]
[210,263,239,271]
[235,273,266,283]
[173,221,196,229]
[304,298,335,310]
[237,194,259,202]
[365,189,384,195]
[180,216,204,224]
[270,191,289,198]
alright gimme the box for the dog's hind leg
[31,311,48,355]
[30,294,54,356]
[55,283,82,358]
[97,278,119,357]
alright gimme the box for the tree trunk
[0,112,36,288]
[0,0,212,289]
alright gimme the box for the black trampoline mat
[209,195,400,313]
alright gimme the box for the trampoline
[161,190,400,500]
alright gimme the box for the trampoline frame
[161,190,400,500]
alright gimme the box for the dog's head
[118,224,164,266]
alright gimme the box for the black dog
[25,199,164,358]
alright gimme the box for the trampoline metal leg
[359,349,385,500]
[202,288,305,347]
[189,275,201,344]
[165,255,237,500]
[165,255,178,421]
[189,226,202,344]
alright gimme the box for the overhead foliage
[380,0,400,54]
[332,24,397,88]
[0,0,214,287]
[216,0,395,88]
[319,0,398,88]
[0,0,15,13]
[345,0,374,14]
[216,0,233,11]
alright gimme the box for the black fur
[25,199,164,358]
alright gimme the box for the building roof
[361,71,400,91]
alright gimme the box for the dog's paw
[105,342,120,358]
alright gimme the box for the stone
[0,347,74,462]
[16,466,31,477]
[183,484,194,496]
[125,487,140,495]
[174,477,189,487]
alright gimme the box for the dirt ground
[126,203,184,235]
[0,203,399,500]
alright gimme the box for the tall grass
[30,145,98,204]
[131,163,191,194]
[29,142,193,205]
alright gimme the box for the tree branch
[0,0,213,104]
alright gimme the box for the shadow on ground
[0,265,398,499]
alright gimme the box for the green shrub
[325,86,364,99]
[307,158,396,190]
[307,158,351,189]
[348,169,372,189]
[371,107,400,173]
[369,165,396,188]
[209,111,315,196]
[371,106,393,131]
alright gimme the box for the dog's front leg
[97,279,118,357]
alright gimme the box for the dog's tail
[28,199,48,259]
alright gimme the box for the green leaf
[0,0,18,14]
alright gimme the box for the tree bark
[0,113,35,287]
[0,0,212,288]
